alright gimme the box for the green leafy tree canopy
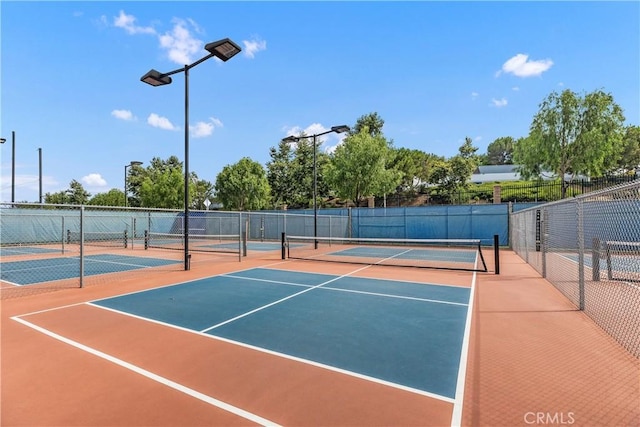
[325,128,400,205]
[514,89,625,197]
[215,157,271,210]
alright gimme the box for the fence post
[577,200,585,311]
[61,216,65,254]
[542,209,548,278]
[592,237,601,281]
[79,205,85,288]
[281,232,286,260]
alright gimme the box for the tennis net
[283,235,489,272]
[66,230,128,248]
[593,240,640,283]
[144,231,244,255]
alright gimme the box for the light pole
[140,38,241,270]
[124,161,143,207]
[1,132,17,202]
[0,137,5,202]
[38,148,43,203]
[283,125,350,248]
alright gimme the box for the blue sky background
[1,1,639,203]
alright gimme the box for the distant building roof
[471,164,591,183]
[474,165,519,174]
[472,164,521,183]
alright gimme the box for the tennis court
[1,254,180,286]
[2,223,638,425]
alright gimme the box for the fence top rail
[0,203,351,218]
[509,178,640,215]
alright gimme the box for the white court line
[85,302,455,404]
[221,274,317,288]
[450,254,479,427]
[200,264,373,333]
[222,272,468,306]
[319,285,468,306]
[10,315,281,427]
[1,256,168,275]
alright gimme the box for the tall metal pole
[38,148,42,203]
[124,165,128,207]
[313,134,318,249]
[184,65,190,270]
[11,131,16,203]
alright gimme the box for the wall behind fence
[349,204,511,245]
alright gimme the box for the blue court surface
[204,241,290,251]
[92,267,471,399]
[564,253,640,274]
[332,246,477,263]
[1,254,180,285]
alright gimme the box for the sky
[1,1,639,203]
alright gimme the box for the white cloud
[190,117,223,138]
[283,122,349,154]
[147,113,178,131]
[113,10,155,35]
[283,123,332,140]
[0,173,59,202]
[490,98,508,108]
[159,18,203,64]
[512,86,520,91]
[243,37,267,59]
[558,82,565,87]
[112,12,253,66]
[81,173,107,187]
[471,92,479,100]
[111,109,135,121]
[496,53,553,78]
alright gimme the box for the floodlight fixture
[140,69,173,87]
[205,38,242,62]
[140,37,241,270]
[330,125,350,134]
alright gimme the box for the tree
[67,180,91,204]
[266,138,296,208]
[617,125,640,173]
[484,137,515,165]
[514,89,625,198]
[266,135,333,209]
[139,166,184,209]
[389,148,444,193]
[214,157,271,210]
[191,177,214,210]
[43,180,90,205]
[129,156,181,208]
[324,128,400,206]
[430,138,479,203]
[88,189,126,206]
[44,191,67,204]
[351,112,385,136]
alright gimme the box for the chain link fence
[0,204,349,299]
[510,180,640,358]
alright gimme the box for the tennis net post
[494,234,500,275]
